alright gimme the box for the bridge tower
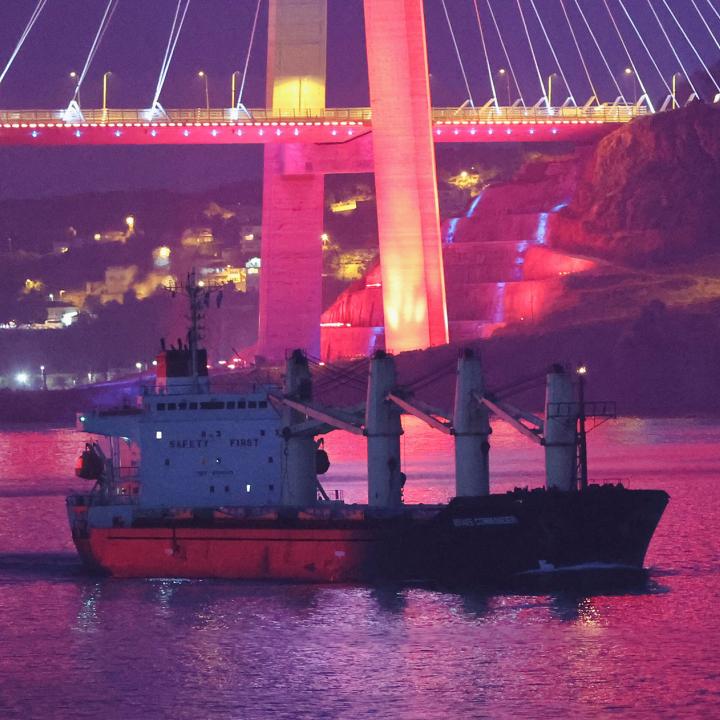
[363,0,448,352]
[258,0,327,361]
[258,0,448,360]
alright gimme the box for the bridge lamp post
[547,73,558,107]
[624,67,637,104]
[69,71,80,106]
[198,71,210,112]
[102,71,112,118]
[496,68,511,106]
[671,72,683,110]
[231,70,240,108]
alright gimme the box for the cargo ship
[67,275,668,585]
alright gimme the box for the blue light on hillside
[446,217,460,244]
[466,191,485,218]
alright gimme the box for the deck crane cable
[645,0,700,100]
[0,0,48,87]
[692,0,720,53]
[485,0,525,107]
[471,0,499,108]
[617,0,671,95]
[602,0,655,111]
[150,0,191,115]
[528,0,577,105]
[235,0,263,112]
[404,358,458,393]
[559,0,599,104]
[573,0,627,104]
[69,0,120,105]
[660,0,720,94]
[440,0,476,107]
[515,0,549,106]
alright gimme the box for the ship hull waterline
[69,486,669,586]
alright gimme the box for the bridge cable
[485,0,525,107]
[705,0,720,24]
[645,0,700,100]
[515,0,549,106]
[471,0,498,108]
[692,0,720,53]
[573,0,627,104]
[617,0,671,95]
[559,0,598,104]
[235,0,263,112]
[528,0,576,105]
[70,0,120,106]
[0,0,48,88]
[602,0,655,111]
[660,0,720,94]
[440,0,475,107]
[150,0,192,116]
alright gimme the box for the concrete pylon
[257,0,327,362]
[364,0,449,353]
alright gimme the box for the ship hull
[68,486,669,585]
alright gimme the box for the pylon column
[363,0,449,353]
[257,0,327,361]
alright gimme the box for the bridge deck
[0,106,646,146]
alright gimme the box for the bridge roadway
[0,105,646,146]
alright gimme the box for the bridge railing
[0,104,648,125]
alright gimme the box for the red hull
[76,527,383,582]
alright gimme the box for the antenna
[163,269,224,393]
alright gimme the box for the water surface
[0,418,718,719]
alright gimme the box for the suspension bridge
[1,0,719,361]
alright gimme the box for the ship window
[246,484,251,493]
[200,401,224,410]
[248,401,257,409]
[178,402,187,410]
[215,457,222,464]
[227,401,236,409]
[164,459,170,466]
[259,401,267,409]
[157,403,166,411]
[260,430,265,437]
[168,403,177,410]
[268,457,274,464]
[189,402,198,410]
[155,431,163,440]
[210,485,215,493]
[225,485,230,493]
[269,484,274,491]
[238,401,246,409]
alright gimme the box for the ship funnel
[453,348,490,496]
[544,365,578,492]
[366,351,403,508]
[281,350,317,506]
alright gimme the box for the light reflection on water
[0,418,718,719]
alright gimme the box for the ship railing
[140,380,281,396]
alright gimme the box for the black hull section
[371,485,669,585]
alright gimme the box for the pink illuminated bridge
[0,105,647,146]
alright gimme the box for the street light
[198,70,209,112]
[40,364,47,391]
[624,67,637,104]
[102,71,112,117]
[672,72,683,110]
[496,68,511,106]
[69,71,80,105]
[547,73,558,107]
[231,70,241,108]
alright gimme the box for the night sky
[0,0,718,198]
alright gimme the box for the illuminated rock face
[554,103,720,264]
[321,155,598,360]
[363,0,448,353]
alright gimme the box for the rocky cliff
[554,102,720,263]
